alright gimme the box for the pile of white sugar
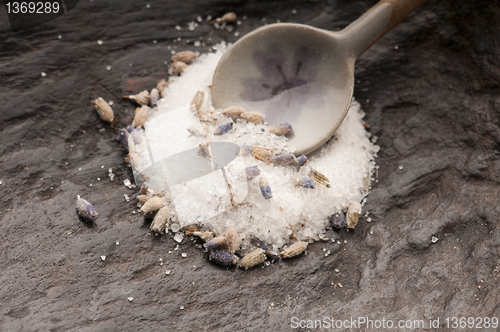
[135,43,379,252]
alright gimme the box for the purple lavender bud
[294,154,308,169]
[259,177,272,200]
[329,212,347,229]
[76,198,98,222]
[119,128,130,148]
[295,176,316,189]
[203,237,228,251]
[245,166,260,181]
[209,249,239,266]
[269,153,297,166]
[214,122,233,136]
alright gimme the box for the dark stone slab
[1,0,500,330]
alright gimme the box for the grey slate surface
[1,0,500,330]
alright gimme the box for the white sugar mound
[140,43,379,251]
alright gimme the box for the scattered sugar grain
[174,232,184,243]
[171,223,181,233]
[188,21,197,31]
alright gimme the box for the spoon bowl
[212,0,426,155]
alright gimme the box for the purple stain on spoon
[239,45,323,126]
[241,45,320,102]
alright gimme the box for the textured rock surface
[1,0,500,330]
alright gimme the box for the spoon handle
[341,0,427,59]
[379,0,427,35]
